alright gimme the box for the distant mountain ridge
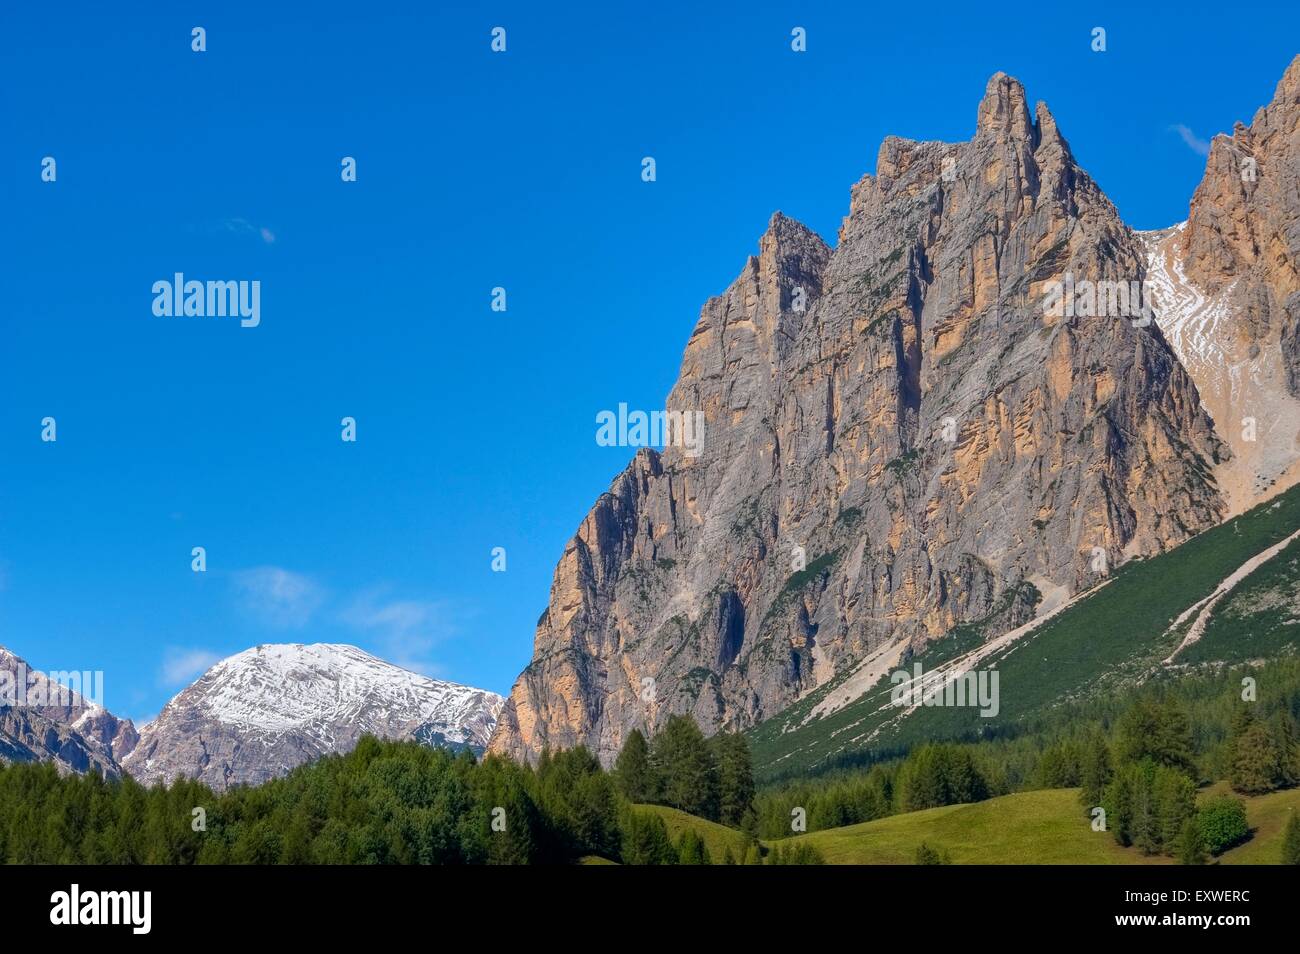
[123,643,504,791]
[1,641,502,792]
[0,645,138,776]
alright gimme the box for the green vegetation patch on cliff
[748,485,1300,780]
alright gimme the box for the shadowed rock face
[490,71,1230,766]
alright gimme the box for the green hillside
[631,804,752,860]
[749,485,1300,780]
[764,785,1300,865]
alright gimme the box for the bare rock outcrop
[1147,55,1300,511]
[490,71,1227,765]
[0,645,136,776]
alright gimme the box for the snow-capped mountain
[122,643,504,791]
[0,645,138,776]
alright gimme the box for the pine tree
[613,728,655,803]
[1177,819,1207,865]
[914,842,950,865]
[1036,742,1081,788]
[565,769,622,861]
[898,744,989,811]
[1079,731,1112,811]
[1230,708,1282,795]
[1103,765,1137,847]
[1153,765,1197,851]
[619,810,676,865]
[712,732,756,828]
[480,770,540,865]
[944,747,990,804]
[899,746,950,811]
[1129,770,1159,856]
[1268,711,1300,787]
[649,715,720,820]
[1281,813,1300,865]
[1116,699,1195,775]
[676,829,711,865]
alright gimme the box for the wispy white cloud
[341,589,458,676]
[224,217,276,244]
[232,566,325,629]
[159,646,222,687]
[1169,124,1211,157]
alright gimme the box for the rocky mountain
[0,645,138,776]
[748,480,1300,779]
[122,643,504,791]
[489,68,1258,766]
[1142,57,1300,513]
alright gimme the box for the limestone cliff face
[1182,56,1300,374]
[1153,55,1300,511]
[489,73,1227,765]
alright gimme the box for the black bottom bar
[0,864,1284,940]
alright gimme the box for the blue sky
[2,1,1296,721]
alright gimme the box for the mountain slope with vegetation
[749,483,1300,780]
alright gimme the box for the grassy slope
[771,790,1145,864]
[632,804,752,861]
[1205,783,1300,865]
[750,485,1300,780]
[763,785,1300,865]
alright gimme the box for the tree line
[750,659,1300,864]
[612,714,756,828]
[0,714,800,865]
[5,660,1300,864]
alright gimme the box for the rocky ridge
[1144,57,1300,513]
[490,69,1237,765]
[0,645,138,776]
[122,643,504,791]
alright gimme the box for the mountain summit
[489,68,1246,765]
[0,645,138,775]
[123,643,503,791]
[1144,55,1300,512]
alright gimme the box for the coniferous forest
[4,660,1300,864]
[0,717,781,865]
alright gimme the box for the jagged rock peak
[976,71,1035,142]
[0,644,137,776]
[489,64,1230,767]
[1272,52,1300,103]
[763,209,822,245]
[1184,52,1300,291]
[1158,52,1300,510]
[755,211,831,310]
